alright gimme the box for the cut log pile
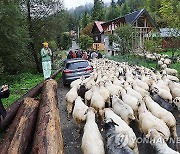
[0,78,64,154]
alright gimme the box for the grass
[1,72,43,108]
[109,54,180,79]
[109,54,157,69]
[1,69,62,109]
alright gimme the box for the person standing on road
[41,42,52,80]
[0,84,10,130]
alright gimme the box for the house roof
[94,21,105,33]
[101,9,158,29]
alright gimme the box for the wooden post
[0,98,39,154]
[32,79,64,154]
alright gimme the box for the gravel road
[57,78,180,154]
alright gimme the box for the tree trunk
[1,68,61,131]
[32,79,64,154]
[0,98,39,154]
[27,0,41,73]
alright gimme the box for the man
[41,42,52,80]
[0,85,9,129]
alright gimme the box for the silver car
[62,58,93,85]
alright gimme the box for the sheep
[124,82,143,100]
[72,96,89,128]
[104,108,139,154]
[70,76,85,88]
[144,96,178,148]
[84,88,93,106]
[164,68,178,77]
[150,87,174,112]
[81,107,104,154]
[146,129,179,154]
[98,81,111,107]
[138,100,170,141]
[134,76,149,91]
[173,97,180,112]
[77,83,88,100]
[164,58,171,66]
[65,85,79,118]
[151,87,172,103]
[104,118,134,154]
[168,81,180,98]
[161,64,167,69]
[112,95,135,125]
[158,60,163,66]
[167,74,179,82]
[131,81,149,97]
[119,88,139,115]
[91,85,105,118]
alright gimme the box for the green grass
[109,54,157,69]
[1,73,43,108]
[109,54,180,79]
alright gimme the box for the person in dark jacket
[0,85,10,129]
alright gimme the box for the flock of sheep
[65,58,180,154]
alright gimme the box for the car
[62,58,93,85]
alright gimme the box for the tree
[80,22,94,37]
[106,0,120,21]
[79,35,93,50]
[81,11,89,28]
[92,0,105,21]
[113,25,136,55]
[22,0,63,72]
[0,0,29,74]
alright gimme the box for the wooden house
[91,9,159,51]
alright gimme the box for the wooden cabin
[91,9,159,51]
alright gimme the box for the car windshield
[66,61,89,70]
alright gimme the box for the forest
[0,0,179,76]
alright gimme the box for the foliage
[92,0,105,21]
[113,25,136,55]
[79,35,93,50]
[0,0,29,74]
[1,72,43,108]
[80,22,94,37]
[106,0,120,21]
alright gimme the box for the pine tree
[92,0,105,21]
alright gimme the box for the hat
[42,42,48,47]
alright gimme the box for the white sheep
[72,96,89,127]
[70,76,85,88]
[173,97,180,112]
[65,85,78,118]
[84,88,93,106]
[98,81,111,107]
[81,107,104,154]
[112,95,135,124]
[104,108,139,154]
[168,81,180,98]
[120,88,139,115]
[165,68,178,77]
[138,100,170,141]
[144,96,177,147]
[147,129,179,154]
[90,85,105,117]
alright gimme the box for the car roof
[65,58,88,63]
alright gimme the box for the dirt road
[57,78,180,154]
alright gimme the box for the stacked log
[1,68,62,131]
[32,79,64,154]
[0,97,39,154]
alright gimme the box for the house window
[96,36,98,41]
